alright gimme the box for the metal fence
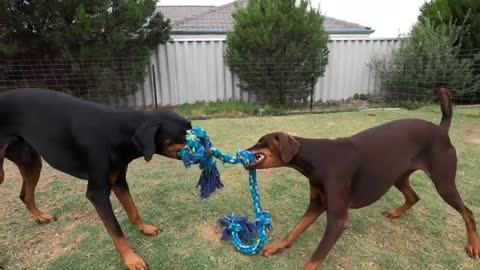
[0,39,401,108]
[372,48,480,104]
[0,57,154,108]
[1,39,479,112]
[149,38,401,106]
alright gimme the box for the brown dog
[246,88,480,269]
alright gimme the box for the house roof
[157,1,374,35]
[158,5,217,24]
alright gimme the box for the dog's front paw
[465,239,480,259]
[260,240,289,257]
[123,252,148,270]
[303,261,321,270]
[33,211,56,224]
[382,209,402,219]
[138,224,162,236]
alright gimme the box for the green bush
[0,0,170,97]
[419,0,480,51]
[225,0,329,105]
[370,19,480,102]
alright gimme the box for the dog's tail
[439,87,453,130]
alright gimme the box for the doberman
[246,88,480,269]
[0,88,191,270]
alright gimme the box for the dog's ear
[132,121,161,161]
[276,133,300,163]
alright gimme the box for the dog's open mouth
[249,152,266,167]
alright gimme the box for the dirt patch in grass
[0,158,95,269]
[50,223,78,258]
[12,211,97,269]
[197,222,221,242]
[465,138,480,145]
[12,223,76,268]
[66,210,101,225]
[463,124,480,145]
[50,230,89,259]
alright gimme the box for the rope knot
[219,215,256,241]
[236,149,256,168]
[256,211,273,231]
[178,126,257,198]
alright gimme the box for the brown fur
[246,89,480,269]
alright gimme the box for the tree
[0,0,170,99]
[370,19,480,102]
[419,0,480,51]
[225,0,329,105]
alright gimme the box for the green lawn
[0,106,479,270]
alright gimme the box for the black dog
[0,88,191,270]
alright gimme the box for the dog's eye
[274,135,279,141]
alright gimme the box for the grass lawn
[0,106,479,270]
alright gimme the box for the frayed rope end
[218,215,257,241]
[197,164,224,199]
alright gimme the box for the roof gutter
[171,30,229,35]
[327,29,375,34]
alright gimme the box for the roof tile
[158,0,373,33]
[157,5,217,25]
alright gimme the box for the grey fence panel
[314,39,401,102]
[141,38,401,106]
[125,54,155,108]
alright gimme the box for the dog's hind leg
[6,141,55,223]
[383,172,420,218]
[430,147,480,258]
[0,136,20,186]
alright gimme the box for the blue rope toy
[177,126,272,255]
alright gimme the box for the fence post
[310,58,315,111]
[151,64,158,109]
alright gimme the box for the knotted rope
[177,126,272,255]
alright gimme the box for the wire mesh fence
[0,47,479,114]
[371,48,480,105]
[0,57,152,107]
